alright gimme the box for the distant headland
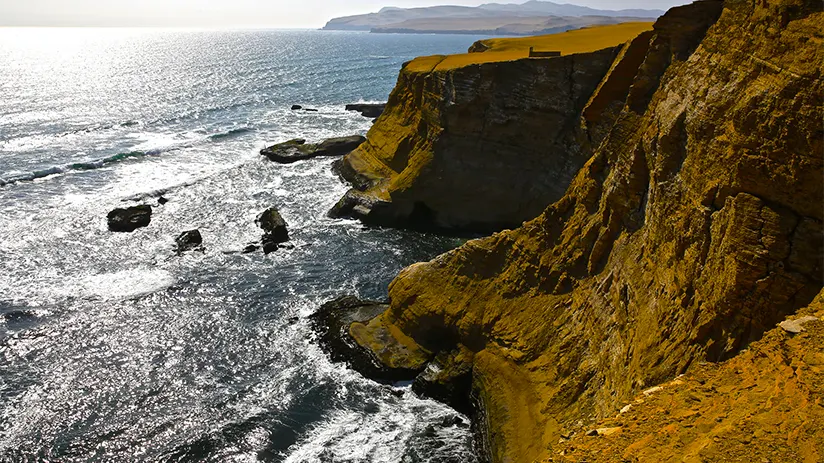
[322,1,665,36]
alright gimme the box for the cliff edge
[327,0,824,461]
[330,22,654,233]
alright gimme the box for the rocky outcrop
[324,0,824,461]
[555,289,824,462]
[261,136,366,164]
[345,103,386,118]
[175,230,203,254]
[107,205,152,232]
[330,24,652,233]
[256,207,289,254]
[310,296,430,382]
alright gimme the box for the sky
[0,0,691,28]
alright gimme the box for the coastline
[316,0,824,461]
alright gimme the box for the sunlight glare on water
[0,27,486,462]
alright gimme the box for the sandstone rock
[107,205,152,232]
[467,40,490,53]
[778,316,819,334]
[329,30,638,233]
[261,136,366,164]
[412,347,474,414]
[310,295,431,382]
[556,290,824,461]
[336,1,824,462]
[175,230,203,254]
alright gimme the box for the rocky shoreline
[101,3,823,459]
[314,1,824,461]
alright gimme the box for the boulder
[257,207,289,254]
[291,104,303,110]
[261,136,366,164]
[345,103,386,118]
[175,230,203,254]
[328,189,400,225]
[107,205,152,232]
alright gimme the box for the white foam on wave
[78,268,176,301]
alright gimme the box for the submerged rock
[175,230,203,254]
[261,136,366,164]
[107,205,152,232]
[345,103,386,118]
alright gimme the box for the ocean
[0,28,488,462]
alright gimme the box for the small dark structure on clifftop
[529,47,561,58]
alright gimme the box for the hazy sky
[0,0,691,28]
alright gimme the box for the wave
[208,127,254,141]
[0,126,256,188]
[0,150,158,187]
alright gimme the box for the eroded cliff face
[553,290,824,462]
[345,0,824,461]
[331,29,648,232]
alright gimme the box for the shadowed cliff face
[344,0,824,461]
[331,28,651,233]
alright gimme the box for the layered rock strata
[324,0,824,461]
[330,31,651,232]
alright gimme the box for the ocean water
[0,28,488,462]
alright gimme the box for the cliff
[328,0,824,461]
[331,22,654,233]
[553,291,824,462]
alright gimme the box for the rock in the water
[262,241,279,254]
[242,244,260,254]
[175,230,203,254]
[304,108,319,112]
[260,139,312,163]
[157,196,169,205]
[345,103,386,118]
[107,205,152,232]
[310,295,429,383]
[328,189,397,224]
[261,136,366,164]
[291,104,302,110]
[314,136,367,157]
[256,207,289,245]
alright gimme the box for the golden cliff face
[330,24,654,232]
[344,0,824,461]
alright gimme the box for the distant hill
[322,1,665,35]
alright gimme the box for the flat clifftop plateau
[323,0,824,461]
[330,22,654,233]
